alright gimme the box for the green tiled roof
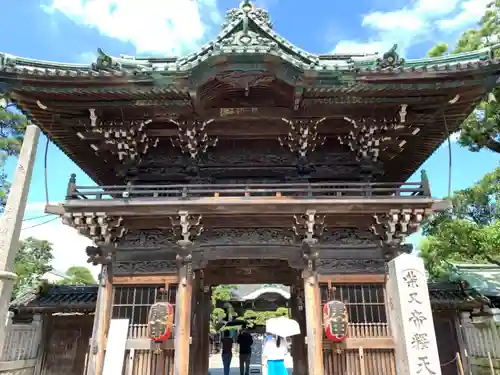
[1,1,500,78]
[448,263,500,297]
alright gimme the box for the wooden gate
[40,316,93,375]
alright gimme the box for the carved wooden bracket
[293,210,325,271]
[170,119,217,160]
[170,211,202,274]
[339,105,419,163]
[293,210,326,244]
[86,245,114,265]
[279,118,326,159]
[80,108,159,164]
[62,212,126,245]
[371,208,429,246]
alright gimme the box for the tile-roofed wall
[10,285,98,314]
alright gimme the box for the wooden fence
[461,319,500,359]
[460,317,500,375]
[0,313,43,375]
[124,324,174,375]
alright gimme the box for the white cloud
[438,0,491,30]
[21,203,99,279]
[449,131,461,143]
[42,0,221,55]
[333,0,488,55]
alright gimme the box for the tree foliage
[420,167,500,279]
[427,1,500,153]
[58,266,97,285]
[13,237,54,298]
[0,94,27,211]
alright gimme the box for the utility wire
[21,217,58,231]
[22,213,54,222]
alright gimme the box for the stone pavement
[208,338,293,375]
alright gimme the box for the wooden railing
[65,177,430,201]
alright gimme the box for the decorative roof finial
[222,0,272,29]
[240,0,254,11]
[376,44,405,69]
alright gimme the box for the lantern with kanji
[148,288,174,342]
[323,300,348,342]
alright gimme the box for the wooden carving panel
[317,259,386,274]
[113,260,178,275]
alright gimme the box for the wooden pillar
[0,124,40,353]
[94,264,114,375]
[303,268,324,375]
[174,260,193,375]
[190,271,203,375]
[200,288,211,375]
[290,285,308,375]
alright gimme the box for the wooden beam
[50,196,439,216]
[318,274,385,283]
[112,275,178,285]
[323,338,395,349]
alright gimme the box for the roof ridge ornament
[222,0,273,29]
[376,44,405,69]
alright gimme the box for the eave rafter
[370,208,431,247]
[278,117,327,159]
[169,119,218,161]
[61,212,128,265]
[339,104,420,163]
[77,108,159,165]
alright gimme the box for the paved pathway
[209,338,292,375]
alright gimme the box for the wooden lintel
[48,197,438,216]
[318,274,385,284]
[323,337,395,350]
[112,275,178,285]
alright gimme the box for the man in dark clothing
[237,329,253,375]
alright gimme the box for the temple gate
[1,1,500,374]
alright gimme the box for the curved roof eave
[240,287,291,300]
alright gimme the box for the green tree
[427,1,500,153]
[420,167,500,279]
[210,285,237,332]
[58,266,97,285]
[0,95,27,211]
[13,237,54,298]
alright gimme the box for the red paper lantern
[323,300,348,342]
[148,301,174,342]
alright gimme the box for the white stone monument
[386,253,441,375]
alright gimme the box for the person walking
[221,330,234,375]
[237,328,253,375]
[262,335,288,375]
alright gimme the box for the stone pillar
[386,253,441,375]
[303,268,324,375]
[174,255,193,375]
[290,285,308,375]
[0,124,40,353]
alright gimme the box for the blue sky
[1,0,498,274]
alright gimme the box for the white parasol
[265,317,301,338]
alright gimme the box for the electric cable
[442,112,453,198]
[22,214,54,222]
[21,216,58,231]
